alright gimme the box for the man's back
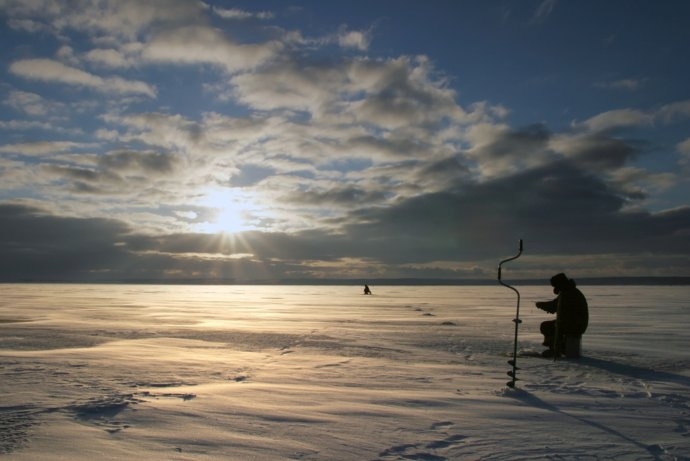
[557,287,588,335]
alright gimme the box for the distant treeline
[3,277,690,286]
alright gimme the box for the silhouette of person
[363,284,372,295]
[535,273,588,357]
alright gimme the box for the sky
[1,0,690,283]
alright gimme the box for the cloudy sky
[1,0,689,282]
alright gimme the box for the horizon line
[2,276,690,286]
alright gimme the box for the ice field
[1,284,689,460]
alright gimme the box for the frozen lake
[1,284,689,460]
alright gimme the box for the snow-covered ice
[1,284,689,460]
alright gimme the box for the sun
[195,187,256,234]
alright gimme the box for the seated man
[536,273,588,357]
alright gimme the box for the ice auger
[498,239,523,388]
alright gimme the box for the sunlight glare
[195,187,256,234]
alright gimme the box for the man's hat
[550,273,570,288]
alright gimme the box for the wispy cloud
[572,101,690,132]
[5,90,64,116]
[531,0,556,24]
[594,78,647,91]
[1,0,206,39]
[657,100,690,123]
[9,59,156,97]
[210,6,274,21]
[574,109,654,132]
[0,141,89,157]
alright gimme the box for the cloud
[9,59,157,97]
[4,90,64,116]
[283,185,387,207]
[657,100,690,123]
[0,141,87,157]
[0,203,133,281]
[84,48,137,68]
[1,0,282,74]
[88,51,674,242]
[229,59,349,113]
[340,162,690,263]
[465,124,553,178]
[98,150,178,174]
[3,168,690,281]
[6,17,51,33]
[141,25,282,72]
[337,28,372,51]
[531,0,556,24]
[594,78,647,91]
[550,133,642,171]
[574,109,654,132]
[210,6,274,21]
[229,54,474,136]
[43,164,123,194]
[102,112,206,152]
[346,56,468,128]
[38,149,181,195]
[679,138,690,155]
[571,100,690,133]
[0,119,77,134]
[54,0,205,39]
[607,167,676,202]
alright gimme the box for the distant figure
[363,284,372,295]
[535,273,588,358]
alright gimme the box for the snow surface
[1,284,689,460]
